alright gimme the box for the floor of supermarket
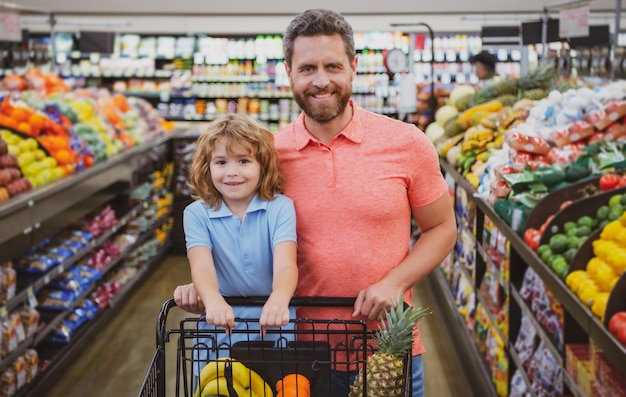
[46,254,472,397]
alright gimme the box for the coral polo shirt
[274,100,448,357]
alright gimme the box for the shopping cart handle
[224,296,357,307]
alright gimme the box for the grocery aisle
[47,254,471,397]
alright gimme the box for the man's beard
[292,85,351,123]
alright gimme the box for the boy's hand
[259,295,291,335]
[204,299,235,332]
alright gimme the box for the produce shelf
[508,346,537,397]
[476,243,509,295]
[510,286,563,362]
[440,158,626,376]
[0,133,174,247]
[425,267,498,397]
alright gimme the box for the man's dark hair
[283,8,355,67]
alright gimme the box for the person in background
[470,49,499,81]
[182,114,298,389]
[175,8,456,397]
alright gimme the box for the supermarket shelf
[1,199,147,315]
[0,133,173,247]
[426,267,498,397]
[441,158,626,376]
[0,205,171,373]
[164,114,292,123]
[508,346,538,397]
[125,91,294,100]
[510,286,563,363]
[15,241,171,397]
[476,244,509,295]
[563,367,585,397]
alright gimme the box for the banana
[197,357,272,397]
[201,376,257,397]
[247,369,273,397]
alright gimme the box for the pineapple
[349,300,431,397]
[494,77,520,97]
[522,88,547,101]
[519,62,557,91]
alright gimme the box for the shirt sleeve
[269,195,297,247]
[406,129,448,208]
[183,201,213,251]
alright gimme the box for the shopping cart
[138,297,412,397]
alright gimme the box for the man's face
[286,34,357,123]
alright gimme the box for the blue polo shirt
[183,193,297,372]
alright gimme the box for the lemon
[593,265,618,292]
[578,283,600,306]
[574,278,597,295]
[621,211,626,227]
[565,270,589,290]
[586,257,609,278]
[600,220,623,241]
[591,292,610,321]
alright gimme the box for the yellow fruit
[578,283,600,307]
[600,220,623,241]
[565,270,589,290]
[615,229,626,247]
[593,265,618,292]
[620,211,626,226]
[573,278,597,295]
[606,249,626,275]
[586,258,609,279]
[591,292,610,321]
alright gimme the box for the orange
[28,112,48,133]
[16,122,32,135]
[276,374,310,397]
[10,107,31,123]
[54,149,74,166]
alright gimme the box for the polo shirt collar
[207,194,268,218]
[293,99,363,150]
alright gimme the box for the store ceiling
[10,0,626,15]
[9,0,626,34]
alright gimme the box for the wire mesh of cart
[138,296,412,397]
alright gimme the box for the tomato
[609,311,626,336]
[524,228,541,251]
[617,175,626,188]
[599,173,620,190]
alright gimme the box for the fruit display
[0,135,31,202]
[349,299,431,397]
[1,130,65,189]
[0,70,173,202]
[195,357,273,397]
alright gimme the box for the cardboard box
[592,380,609,397]
[566,344,590,382]
[579,361,596,397]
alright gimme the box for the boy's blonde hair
[189,114,284,209]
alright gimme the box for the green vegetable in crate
[564,163,591,182]
[349,297,431,397]
[549,234,568,254]
[533,167,566,187]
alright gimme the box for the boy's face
[210,140,261,211]
[286,34,357,123]
[475,62,492,80]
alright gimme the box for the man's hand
[173,283,205,314]
[352,280,403,320]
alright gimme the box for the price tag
[43,275,50,285]
[0,306,6,318]
[27,287,38,308]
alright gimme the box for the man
[174,8,456,397]
[470,50,498,81]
